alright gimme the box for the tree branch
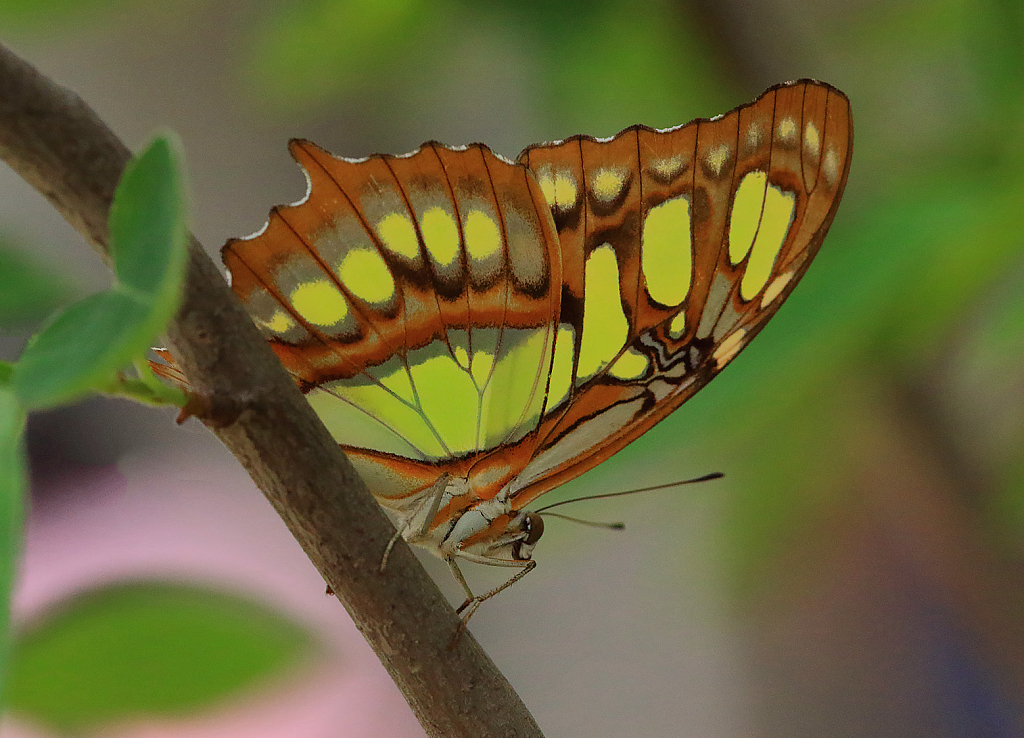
[0,41,542,738]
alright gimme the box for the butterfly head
[445,499,545,563]
[472,509,544,563]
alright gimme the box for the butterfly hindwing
[224,141,566,493]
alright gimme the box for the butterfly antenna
[539,511,626,530]
[532,472,724,514]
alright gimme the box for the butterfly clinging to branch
[160,79,852,616]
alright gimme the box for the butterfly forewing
[504,80,852,505]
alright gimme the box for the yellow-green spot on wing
[650,156,685,180]
[705,144,730,176]
[641,196,692,306]
[745,123,764,151]
[667,311,687,339]
[823,148,840,187]
[464,209,501,262]
[740,185,795,301]
[537,168,578,211]
[375,360,417,404]
[609,347,648,380]
[471,347,495,387]
[804,122,820,157]
[448,329,471,370]
[376,213,420,260]
[307,383,437,459]
[259,310,296,336]
[246,286,301,339]
[591,168,625,202]
[577,244,628,383]
[537,172,556,205]
[777,117,797,143]
[546,325,576,409]
[728,171,768,265]
[553,172,577,208]
[481,327,553,448]
[420,206,460,266]
[339,247,395,304]
[290,280,349,328]
[407,346,479,455]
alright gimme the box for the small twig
[0,41,542,738]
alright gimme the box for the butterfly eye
[511,512,545,561]
[523,511,545,546]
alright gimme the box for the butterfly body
[209,79,852,604]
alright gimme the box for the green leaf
[11,133,188,410]
[0,388,27,707]
[0,243,73,326]
[13,292,151,408]
[5,583,316,735]
[108,132,188,308]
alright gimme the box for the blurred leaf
[246,0,438,109]
[820,0,1024,203]
[533,0,734,134]
[12,133,187,410]
[5,582,317,735]
[0,243,74,327]
[0,0,130,29]
[0,387,26,707]
[883,178,1024,361]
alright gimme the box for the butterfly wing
[222,140,568,505]
[218,79,852,523]
[506,79,852,506]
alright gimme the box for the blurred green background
[1,0,1023,736]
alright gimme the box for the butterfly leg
[379,472,451,573]
[443,557,536,646]
[379,526,407,574]
[448,555,537,622]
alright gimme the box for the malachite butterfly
[165,79,852,614]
